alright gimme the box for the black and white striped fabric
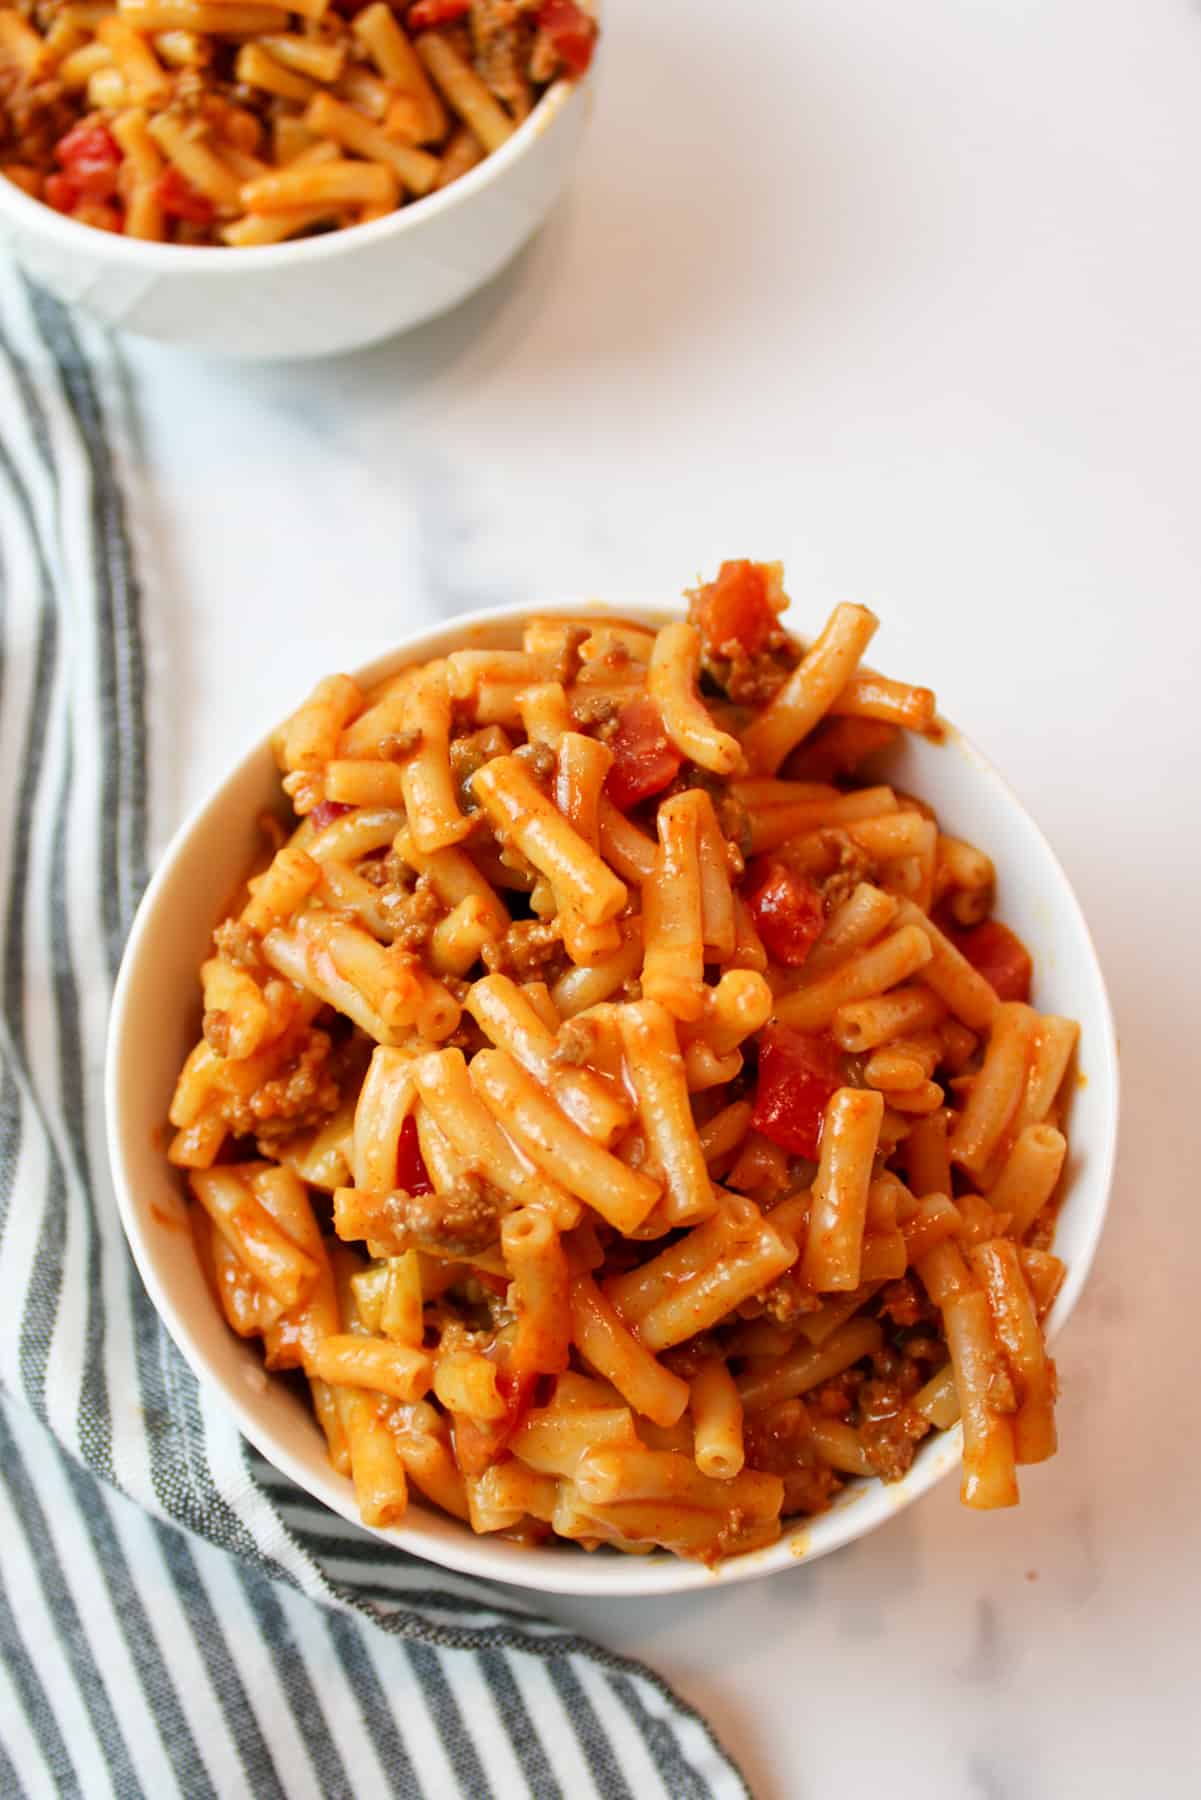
[0,267,748,1800]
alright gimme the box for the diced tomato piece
[54,122,121,201]
[687,560,783,660]
[604,697,682,810]
[751,1025,845,1160]
[407,0,469,26]
[46,172,123,231]
[155,165,214,224]
[537,0,598,75]
[45,173,80,214]
[395,1114,433,1195]
[745,858,824,967]
[942,917,1033,1004]
[309,799,353,833]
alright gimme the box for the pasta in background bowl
[105,582,1118,1597]
[0,4,592,358]
[0,1,597,245]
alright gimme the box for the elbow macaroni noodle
[166,560,1079,1562]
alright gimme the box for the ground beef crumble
[513,741,556,785]
[450,726,512,811]
[202,1010,237,1059]
[811,831,880,912]
[878,1277,937,1330]
[212,918,264,971]
[569,694,621,733]
[548,1015,600,1068]
[470,0,534,120]
[481,916,566,981]
[755,1272,824,1325]
[743,1399,843,1516]
[697,624,798,708]
[357,1176,506,1259]
[0,68,73,168]
[222,1028,342,1142]
[855,1376,926,1482]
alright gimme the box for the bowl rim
[105,596,1120,1598]
[0,75,579,271]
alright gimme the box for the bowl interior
[106,601,1118,1598]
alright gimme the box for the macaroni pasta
[0,0,597,245]
[167,558,1079,1562]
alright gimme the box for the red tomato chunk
[155,165,215,224]
[55,122,121,199]
[687,559,782,659]
[396,1114,434,1195]
[44,172,82,214]
[751,1025,844,1160]
[944,918,1032,1003]
[604,698,682,810]
[406,0,470,26]
[745,858,824,967]
[538,0,597,74]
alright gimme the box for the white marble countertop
[122,0,1201,1792]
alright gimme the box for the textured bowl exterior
[0,80,586,359]
[106,600,1119,1597]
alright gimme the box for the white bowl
[0,79,587,360]
[106,599,1119,1597]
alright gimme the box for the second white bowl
[0,79,587,360]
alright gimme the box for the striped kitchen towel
[0,268,748,1800]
